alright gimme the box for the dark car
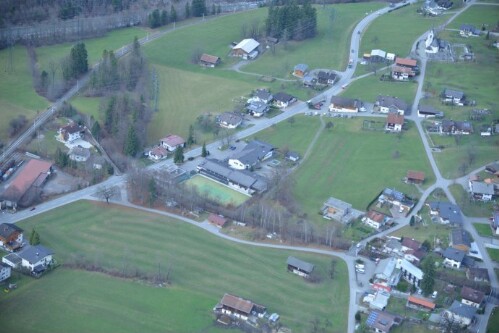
[230,146,237,150]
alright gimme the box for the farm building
[231,39,260,59]
[214,293,266,321]
[199,54,221,67]
[208,214,227,228]
[406,170,425,184]
[469,180,495,201]
[442,88,465,106]
[0,223,24,252]
[406,296,435,312]
[286,256,314,277]
[417,105,443,118]
[329,96,362,113]
[439,120,473,135]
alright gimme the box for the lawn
[252,115,322,155]
[449,184,496,218]
[0,45,49,142]
[243,2,385,78]
[473,223,494,237]
[184,175,250,206]
[70,96,102,121]
[341,73,418,105]
[2,200,349,333]
[390,223,451,248]
[447,4,499,30]
[291,118,434,221]
[486,247,499,262]
[360,3,448,57]
[488,306,499,333]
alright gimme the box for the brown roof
[200,53,220,65]
[408,296,436,310]
[220,294,254,314]
[208,213,227,227]
[395,57,417,67]
[161,134,185,147]
[461,286,485,304]
[2,159,52,202]
[386,113,404,125]
[402,238,421,251]
[407,170,425,181]
[392,66,413,74]
[61,122,85,134]
[150,146,168,157]
[367,210,384,223]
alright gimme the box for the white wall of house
[21,254,53,271]
[461,299,480,308]
[364,218,382,229]
[329,105,358,113]
[444,311,471,327]
[0,265,11,282]
[443,258,461,269]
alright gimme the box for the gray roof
[448,300,477,320]
[375,257,397,279]
[451,228,471,247]
[247,101,269,114]
[254,89,273,101]
[231,140,274,167]
[470,181,495,195]
[323,197,352,211]
[294,63,308,72]
[18,245,54,264]
[330,96,362,109]
[218,112,243,126]
[0,223,23,240]
[376,95,408,111]
[287,256,314,273]
[443,247,466,263]
[418,104,440,114]
[198,159,267,192]
[444,88,464,100]
[69,146,91,159]
[274,92,294,103]
[3,253,22,265]
[428,202,463,225]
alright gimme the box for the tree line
[265,0,317,41]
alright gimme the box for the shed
[287,256,314,277]
[407,171,425,184]
[208,214,227,228]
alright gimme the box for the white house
[148,146,168,160]
[58,123,86,143]
[442,247,466,269]
[160,134,186,152]
[228,140,274,170]
[273,92,296,109]
[469,180,495,201]
[375,95,408,115]
[0,263,11,282]
[0,223,24,252]
[397,259,423,287]
[2,245,54,274]
[385,114,404,132]
[329,96,362,113]
[68,146,91,162]
[461,286,485,309]
[443,301,476,327]
[364,210,386,230]
[218,112,243,129]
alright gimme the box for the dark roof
[402,238,421,251]
[469,181,495,195]
[218,112,243,126]
[254,89,273,101]
[330,96,362,109]
[317,71,337,81]
[485,162,499,174]
[18,245,54,264]
[231,140,274,167]
[428,201,463,225]
[467,268,489,282]
[443,247,466,263]
[366,310,400,332]
[451,228,471,247]
[441,120,473,133]
[247,101,269,114]
[444,88,464,100]
[0,223,23,240]
[376,95,408,111]
[274,92,294,103]
[199,53,220,65]
[61,122,85,135]
[493,211,499,229]
[3,253,22,265]
[198,159,267,192]
[1,159,52,203]
[287,256,315,273]
[418,104,440,114]
[461,286,485,304]
[220,294,254,314]
[448,300,477,320]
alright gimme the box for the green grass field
[390,223,451,247]
[360,3,448,57]
[448,4,499,29]
[243,2,385,78]
[0,200,348,333]
[486,247,499,262]
[341,74,418,104]
[0,45,49,142]
[488,306,499,333]
[184,175,250,206]
[449,184,496,218]
[473,223,494,237]
[287,118,434,221]
[70,96,102,120]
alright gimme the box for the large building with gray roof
[228,140,274,170]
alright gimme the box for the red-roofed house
[208,214,227,228]
[407,171,425,184]
[1,159,52,209]
[395,57,417,68]
[407,296,436,312]
[160,135,185,152]
[148,146,168,160]
[364,210,386,229]
[199,54,221,67]
[214,294,266,321]
[401,238,421,252]
[385,114,404,132]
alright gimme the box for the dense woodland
[265,1,317,41]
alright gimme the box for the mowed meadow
[0,200,349,333]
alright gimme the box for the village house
[366,310,402,333]
[286,256,314,277]
[0,263,11,282]
[0,159,53,210]
[406,296,436,312]
[317,71,337,85]
[198,53,221,67]
[231,38,260,60]
[302,75,316,87]
[392,57,418,80]
[293,63,308,78]
[486,162,499,176]
[385,113,404,132]
[425,30,449,54]
[208,213,227,228]
[0,223,24,252]
[2,244,54,276]
[148,146,168,160]
[466,267,490,283]
[197,159,267,195]
[461,286,485,308]
[321,197,356,223]
[442,247,466,269]
[439,120,473,135]
[273,92,296,109]
[218,112,243,129]
[160,134,185,152]
[68,146,91,162]
[228,140,274,170]
[395,57,417,70]
[378,188,415,213]
[375,95,408,115]
[58,122,85,143]
[329,96,362,113]
[374,257,400,287]
[450,228,472,252]
[285,151,300,162]
[364,210,387,230]
[491,211,499,235]
[365,291,391,311]
[247,89,273,105]
[370,49,387,62]
[443,301,476,327]
[406,170,425,184]
[384,238,403,256]
[418,104,443,118]
[469,180,495,201]
[480,124,493,137]
[398,259,423,287]
[442,88,466,106]
[427,201,463,225]
[214,293,266,322]
[246,101,269,118]
[459,24,481,37]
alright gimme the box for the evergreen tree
[201,142,208,157]
[421,256,436,295]
[29,229,40,245]
[185,2,191,18]
[217,4,221,15]
[148,9,161,28]
[54,147,69,168]
[192,0,206,17]
[211,4,216,15]
[91,121,101,140]
[69,43,88,79]
[174,146,184,164]
[124,125,139,156]
[161,10,169,25]
[170,5,177,22]
[148,178,157,207]
[187,125,195,146]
